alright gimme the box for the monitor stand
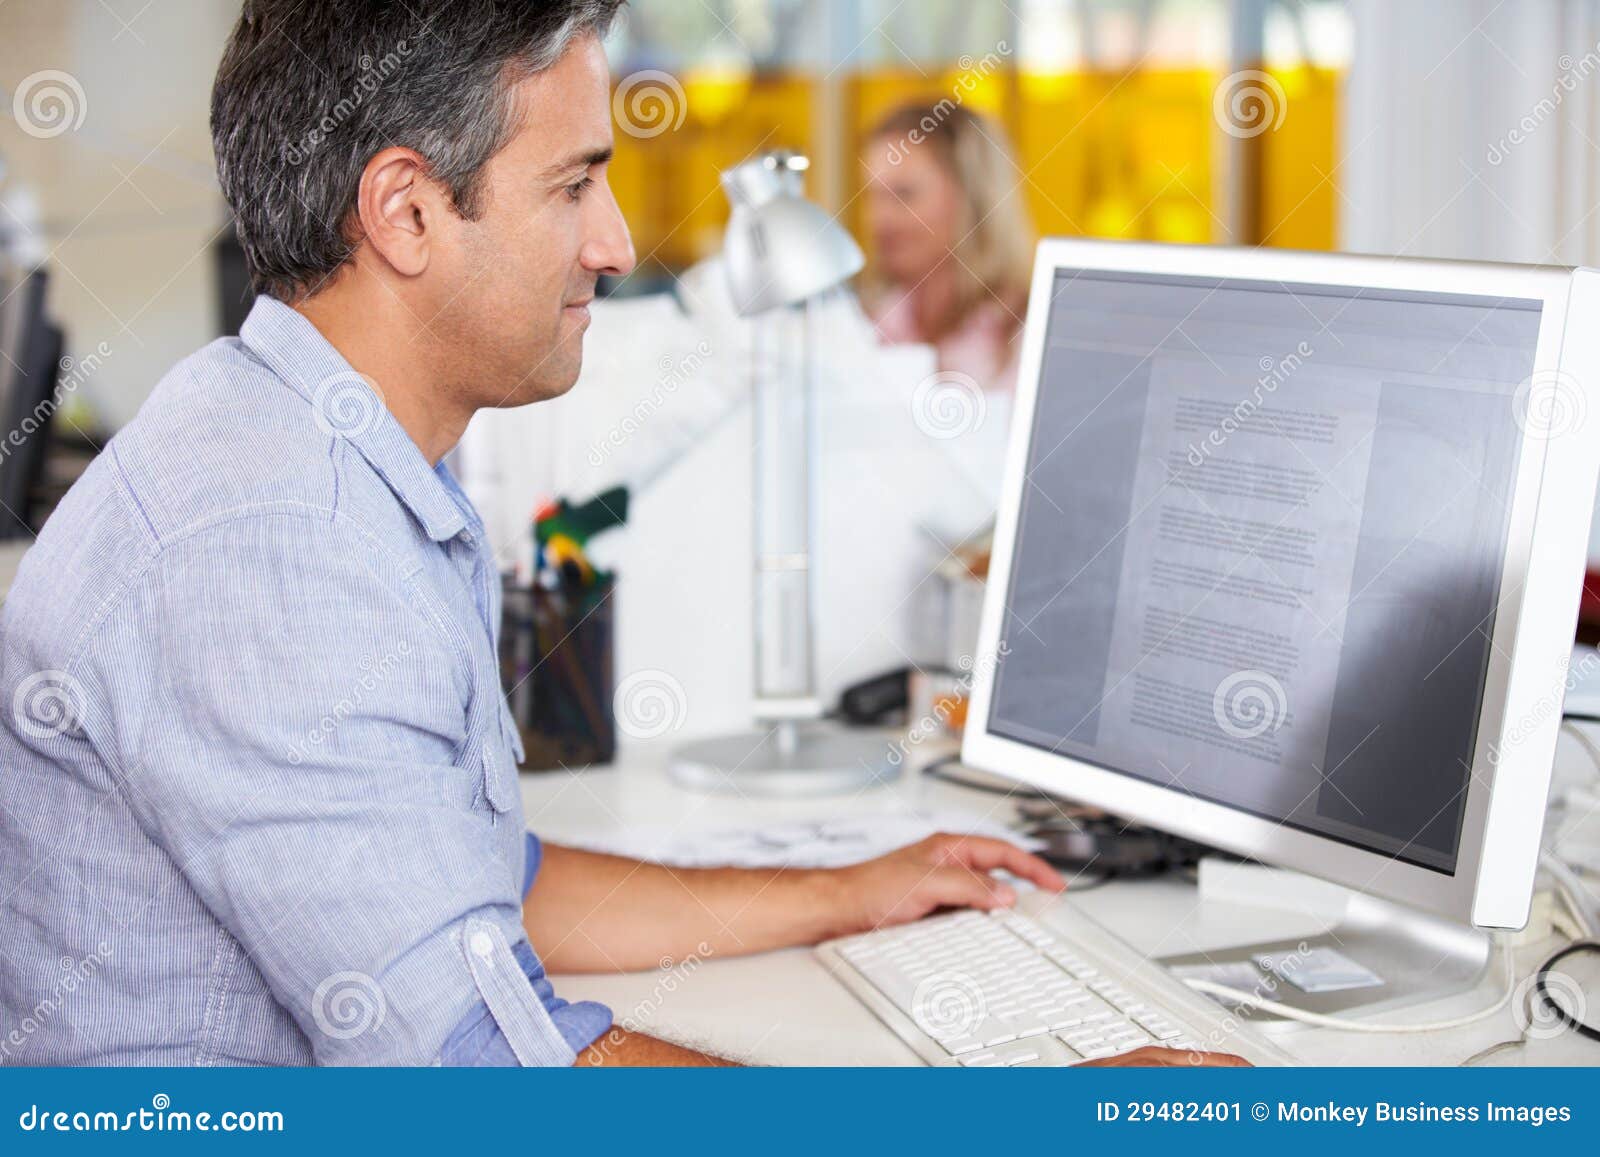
[1156,861,1495,1020]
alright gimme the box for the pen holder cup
[499,575,616,770]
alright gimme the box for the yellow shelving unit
[608,62,1340,276]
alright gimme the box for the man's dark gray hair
[212,0,625,302]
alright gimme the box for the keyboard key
[1100,1036,1152,1056]
[1135,1016,1183,1041]
[1109,1035,1154,1054]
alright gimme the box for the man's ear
[352,146,444,280]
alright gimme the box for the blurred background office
[7,0,1600,743]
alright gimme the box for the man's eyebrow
[541,146,614,179]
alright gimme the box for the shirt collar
[239,295,470,543]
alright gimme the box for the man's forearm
[576,1028,736,1067]
[525,844,854,973]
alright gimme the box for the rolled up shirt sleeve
[86,514,604,1066]
[440,831,612,1065]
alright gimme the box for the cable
[1532,940,1600,1043]
[1561,717,1600,773]
[1460,939,1600,1063]
[1182,938,1517,1034]
[1552,910,1585,942]
[1460,1037,1525,1066]
[1542,852,1599,937]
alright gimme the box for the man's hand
[1076,1046,1250,1067]
[830,833,1067,933]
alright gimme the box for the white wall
[1342,0,1600,264]
[1341,0,1600,561]
[1,0,236,429]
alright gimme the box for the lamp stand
[669,291,897,796]
[670,721,899,796]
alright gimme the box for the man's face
[423,34,634,409]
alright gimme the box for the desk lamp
[669,152,898,795]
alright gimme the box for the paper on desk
[567,808,1042,870]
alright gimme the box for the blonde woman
[861,102,1037,392]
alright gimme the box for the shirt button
[469,931,494,960]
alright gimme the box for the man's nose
[583,182,636,278]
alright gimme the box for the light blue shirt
[0,296,610,1065]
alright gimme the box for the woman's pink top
[869,285,1019,392]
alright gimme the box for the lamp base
[668,720,900,796]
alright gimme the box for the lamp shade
[720,152,864,317]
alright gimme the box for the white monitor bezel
[961,239,1600,929]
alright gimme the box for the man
[0,0,1241,1067]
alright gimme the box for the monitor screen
[988,268,1544,874]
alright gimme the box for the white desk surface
[522,735,1600,1068]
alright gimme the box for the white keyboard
[817,901,1287,1066]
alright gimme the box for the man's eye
[565,176,595,202]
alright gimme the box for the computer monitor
[0,268,53,538]
[0,261,21,444]
[963,240,1600,931]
